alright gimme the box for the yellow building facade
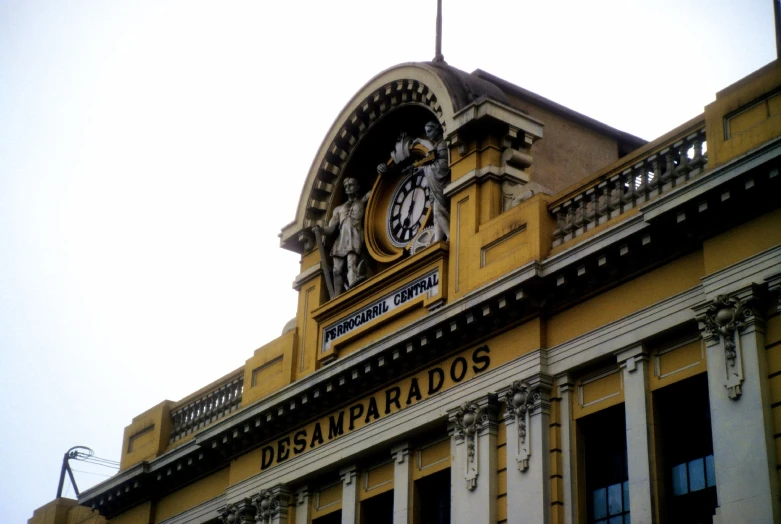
[30,58,781,524]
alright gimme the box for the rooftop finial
[434,0,445,63]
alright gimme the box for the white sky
[0,1,775,521]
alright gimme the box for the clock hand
[403,192,417,228]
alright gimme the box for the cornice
[80,137,781,517]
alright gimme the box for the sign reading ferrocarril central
[322,270,439,351]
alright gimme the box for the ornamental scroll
[697,293,755,400]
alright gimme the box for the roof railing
[550,122,707,249]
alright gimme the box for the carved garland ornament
[453,401,488,490]
[701,294,754,400]
[502,381,538,472]
[218,488,287,524]
[253,489,281,523]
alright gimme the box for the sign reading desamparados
[322,269,439,351]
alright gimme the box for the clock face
[387,171,431,247]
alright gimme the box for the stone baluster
[674,137,692,181]
[584,188,597,231]
[647,153,661,198]
[688,130,706,175]
[657,147,673,190]
[572,195,585,235]
[633,161,648,205]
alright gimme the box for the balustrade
[551,126,707,248]
[169,371,244,444]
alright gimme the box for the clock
[364,139,434,263]
[387,171,431,247]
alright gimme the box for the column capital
[615,344,649,372]
[339,465,358,486]
[391,442,411,464]
[766,272,781,314]
[294,486,309,507]
[497,377,551,473]
[218,498,255,524]
[447,393,500,441]
[251,484,292,524]
[555,373,575,394]
[693,284,765,400]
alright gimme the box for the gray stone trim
[159,493,226,524]
[223,349,543,505]
[443,165,528,198]
[642,136,781,221]
[292,263,322,291]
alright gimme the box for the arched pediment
[280,61,509,253]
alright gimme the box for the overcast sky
[0,1,775,522]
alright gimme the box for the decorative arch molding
[280,62,507,253]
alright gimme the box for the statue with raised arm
[313,177,371,295]
[378,121,450,243]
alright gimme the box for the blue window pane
[672,463,688,496]
[622,481,630,512]
[624,515,631,524]
[608,483,623,515]
[596,520,607,524]
[593,488,607,519]
[689,458,706,492]
[609,517,623,524]
[705,454,716,487]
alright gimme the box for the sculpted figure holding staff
[313,177,370,295]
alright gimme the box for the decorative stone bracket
[449,395,499,491]
[218,484,291,524]
[695,291,758,400]
[501,381,536,472]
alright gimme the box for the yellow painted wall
[359,461,394,501]
[120,401,174,471]
[108,502,153,524]
[65,506,106,524]
[703,208,781,275]
[449,190,554,300]
[547,250,704,348]
[294,275,325,380]
[242,329,296,407]
[154,468,229,523]
[706,59,781,168]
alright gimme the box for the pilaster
[556,374,576,524]
[447,393,499,524]
[498,374,553,524]
[340,465,359,524]
[694,285,780,523]
[252,484,292,524]
[391,442,412,524]
[616,344,654,524]
[294,486,310,524]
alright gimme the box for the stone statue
[378,121,450,243]
[313,177,370,295]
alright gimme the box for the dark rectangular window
[655,373,717,523]
[580,404,630,524]
[414,468,450,524]
[360,489,393,523]
[313,510,342,524]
